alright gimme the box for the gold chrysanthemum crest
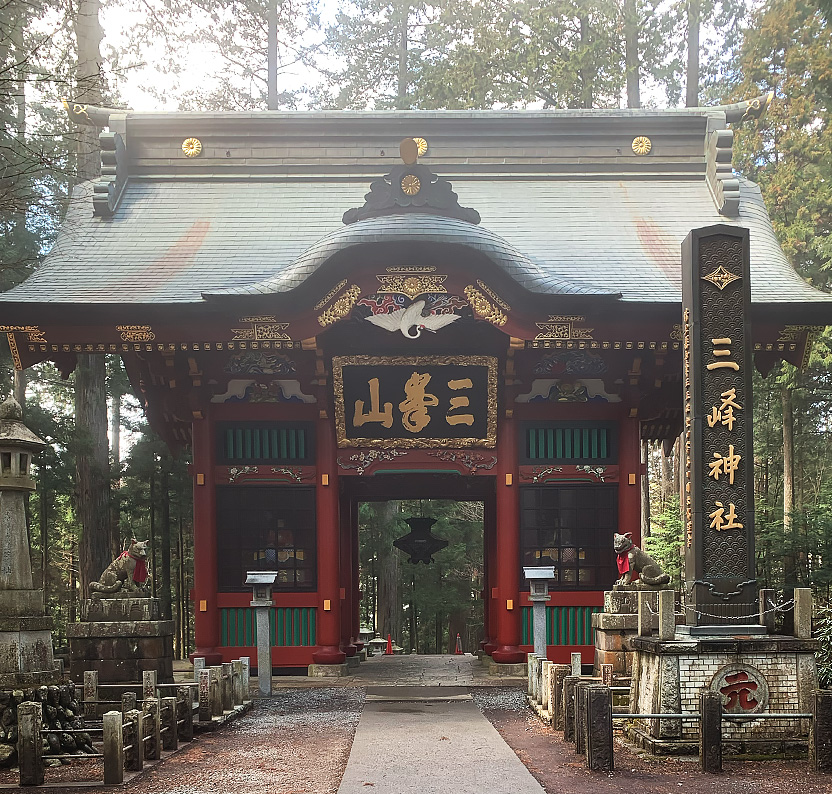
[182,138,203,157]
[412,137,428,156]
[401,174,421,195]
[631,136,652,156]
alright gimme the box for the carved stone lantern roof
[0,398,46,452]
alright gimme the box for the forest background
[1,0,831,668]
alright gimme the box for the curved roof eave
[202,214,622,301]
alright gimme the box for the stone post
[232,659,244,706]
[198,668,211,722]
[532,600,547,658]
[193,656,206,682]
[221,661,233,711]
[571,652,582,676]
[658,589,675,640]
[550,664,571,730]
[794,588,813,639]
[161,696,178,751]
[600,663,613,686]
[699,691,722,774]
[585,686,613,772]
[124,709,143,771]
[177,686,194,742]
[143,670,158,702]
[121,690,137,716]
[209,665,222,717]
[576,682,601,756]
[144,697,161,761]
[759,588,776,633]
[562,675,580,743]
[17,701,43,786]
[527,653,537,697]
[255,604,272,696]
[103,710,124,785]
[240,656,251,700]
[637,591,651,637]
[541,661,552,713]
[84,669,99,720]
[810,690,832,773]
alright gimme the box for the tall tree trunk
[267,0,278,109]
[623,0,640,108]
[75,354,111,596]
[579,15,593,108]
[641,440,650,537]
[782,385,796,586]
[377,501,400,641]
[149,465,157,598]
[685,0,700,107]
[73,0,104,181]
[176,509,185,658]
[109,372,122,557]
[661,449,673,511]
[395,1,409,108]
[159,465,172,620]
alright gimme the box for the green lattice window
[521,422,616,464]
[217,422,314,464]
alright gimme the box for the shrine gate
[3,96,830,672]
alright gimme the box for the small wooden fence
[526,655,832,774]
[18,657,251,786]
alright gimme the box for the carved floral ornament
[631,136,652,155]
[181,138,202,157]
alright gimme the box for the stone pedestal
[629,633,819,755]
[592,588,681,676]
[0,610,56,688]
[68,598,174,683]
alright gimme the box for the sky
[99,1,336,112]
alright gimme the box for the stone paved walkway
[337,686,546,794]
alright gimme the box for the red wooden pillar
[492,413,524,664]
[340,491,356,657]
[618,416,642,542]
[190,416,222,665]
[312,410,346,665]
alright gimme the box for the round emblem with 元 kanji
[710,663,769,714]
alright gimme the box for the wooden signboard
[682,225,756,625]
[332,355,497,448]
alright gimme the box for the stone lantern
[0,396,56,686]
[523,566,555,659]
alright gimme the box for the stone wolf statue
[89,539,151,596]
[614,532,671,588]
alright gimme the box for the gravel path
[128,688,365,794]
[473,687,832,794]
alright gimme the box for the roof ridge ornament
[342,138,481,226]
[705,93,773,217]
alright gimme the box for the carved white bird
[365,300,460,338]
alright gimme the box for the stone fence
[525,656,832,774]
[17,657,251,786]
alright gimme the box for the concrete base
[346,655,361,670]
[486,659,527,677]
[308,663,349,678]
[629,633,819,755]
